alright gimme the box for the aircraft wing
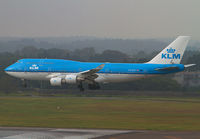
[77,64,105,81]
[47,64,105,81]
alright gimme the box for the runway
[0,127,132,139]
[0,127,199,139]
[96,131,200,139]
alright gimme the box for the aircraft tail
[148,36,190,64]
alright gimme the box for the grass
[0,96,200,131]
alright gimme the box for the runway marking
[3,133,95,139]
[0,128,132,139]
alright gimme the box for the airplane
[5,36,195,91]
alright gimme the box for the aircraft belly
[6,72,49,80]
[7,72,152,83]
[95,74,147,83]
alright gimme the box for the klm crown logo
[167,48,176,53]
[29,64,39,70]
[161,48,180,59]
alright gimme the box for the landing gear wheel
[21,79,27,88]
[78,82,84,92]
[80,87,84,92]
[88,83,100,90]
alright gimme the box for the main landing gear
[88,82,100,90]
[21,79,27,88]
[78,82,100,91]
[78,81,84,92]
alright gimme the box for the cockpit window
[16,61,22,63]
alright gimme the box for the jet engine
[65,74,77,84]
[50,77,63,86]
[50,75,78,86]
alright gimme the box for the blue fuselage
[5,59,184,74]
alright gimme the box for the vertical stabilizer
[148,36,190,64]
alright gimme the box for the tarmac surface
[0,127,132,139]
[95,131,200,139]
[0,127,199,139]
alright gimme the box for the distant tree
[18,46,38,58]
[94,50,130,62]
[72,47,96,61]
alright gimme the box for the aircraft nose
[4,65,14,72]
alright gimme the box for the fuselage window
[26,62,40,64]
[43,62,54,64]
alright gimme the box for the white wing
[47,64,105,83]
[77,64,105,81]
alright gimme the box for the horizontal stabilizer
[155,66,179,71]
[184,64,196,68]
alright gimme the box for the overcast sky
[0,0,199,39]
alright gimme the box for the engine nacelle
[50,77,62,86]
[65,74,77,84]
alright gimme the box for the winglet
[96,64,105,70]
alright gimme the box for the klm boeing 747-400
[5,36,195,91]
